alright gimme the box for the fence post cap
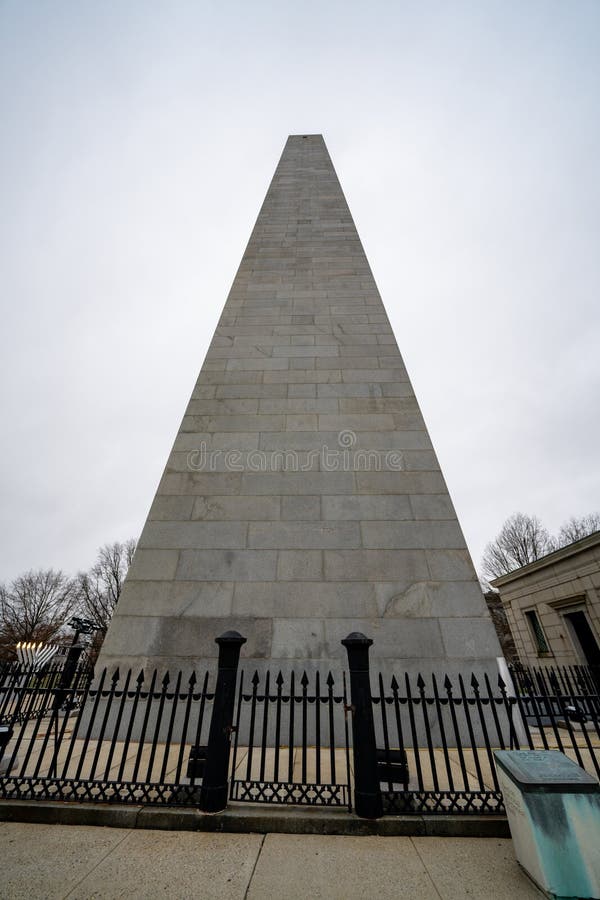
[215,630,247,646]
[341,632,373,648]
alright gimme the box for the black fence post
[199,630,246,813]
[342,632,383,819]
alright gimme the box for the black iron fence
[229,669,352,808]
[0,660,92,727]
[0,665,216,806]
[1,634,599,819]
[509,662,600,719]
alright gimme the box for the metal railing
[345,639,600,818]
[1,633,599,819]
[0,666,216,805]
[229,669,352,808]
[372,671,508,815]
[509,662,600,719]
[0,660,92,727]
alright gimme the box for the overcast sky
[1,0,599,582]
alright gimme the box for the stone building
[491,530,600,668]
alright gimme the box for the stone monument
[99,134,501,679]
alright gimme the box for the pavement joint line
[60,825,133,900]
[244,832,266,900]
[409,836,444,900]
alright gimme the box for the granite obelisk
[99,134,501,678]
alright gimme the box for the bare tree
[75,539,136,633]
[0,570,77,658]
[481,512,556,580]
[556,513,600,547]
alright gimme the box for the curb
[0,800,509,837]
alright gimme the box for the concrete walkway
[0,822,543,899]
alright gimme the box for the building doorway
[563,610,600,666]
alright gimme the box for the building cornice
[490,530,600,588]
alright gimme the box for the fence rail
[373,671,508,815]
[0,661,92,727]
[509,662,600,697]
[229,669,352,807]
[0,667,215,806]
[1,637,599,819]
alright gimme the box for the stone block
[159,472,243,495]
[317,383,384,398]
[127,549,180,581]
[263,370,342,383]
[231,582,379,618]
[115,581,172,616]
[176,550,278,581]
[286,414,318,430]
[326,617,445,660]
[322,495,413,520]
[426,549,476,581]
[138,521,247,550]
[318,414,395,432]
[324,549,429,582]
[186,399,258,415]
[288,384,317,398]
[277,550,323,580]
[361,521,466,549]
[172,433,260,452]
[281,495,321,520]
[192,495,280,521]
[248,522,360,549]
[441,617,502,659]
[410,494,457,519]
[377,580,488,618]
[356,471,446,494]
[241,471,355,494]
[337,398,419,414]
[183,414,285,432]
[145,615,273,660]
[226,358,289,370]
[148,496,195,521]
[341,369,408,383]
[401,451,440,471]
[215,383,287,398]
[258,399,338,413]
[271,619,327,659]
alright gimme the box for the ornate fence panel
[229,669,352,808]
[370,670,600,816]
[0,667,215,806]
[372,672,514,816]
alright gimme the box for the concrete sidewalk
[0,822,543,899]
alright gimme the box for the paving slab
[412,836,544,899]
[246,833,439,900]
[0,822,129,899]
[0,823,542,900]
[67,829,263,900]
